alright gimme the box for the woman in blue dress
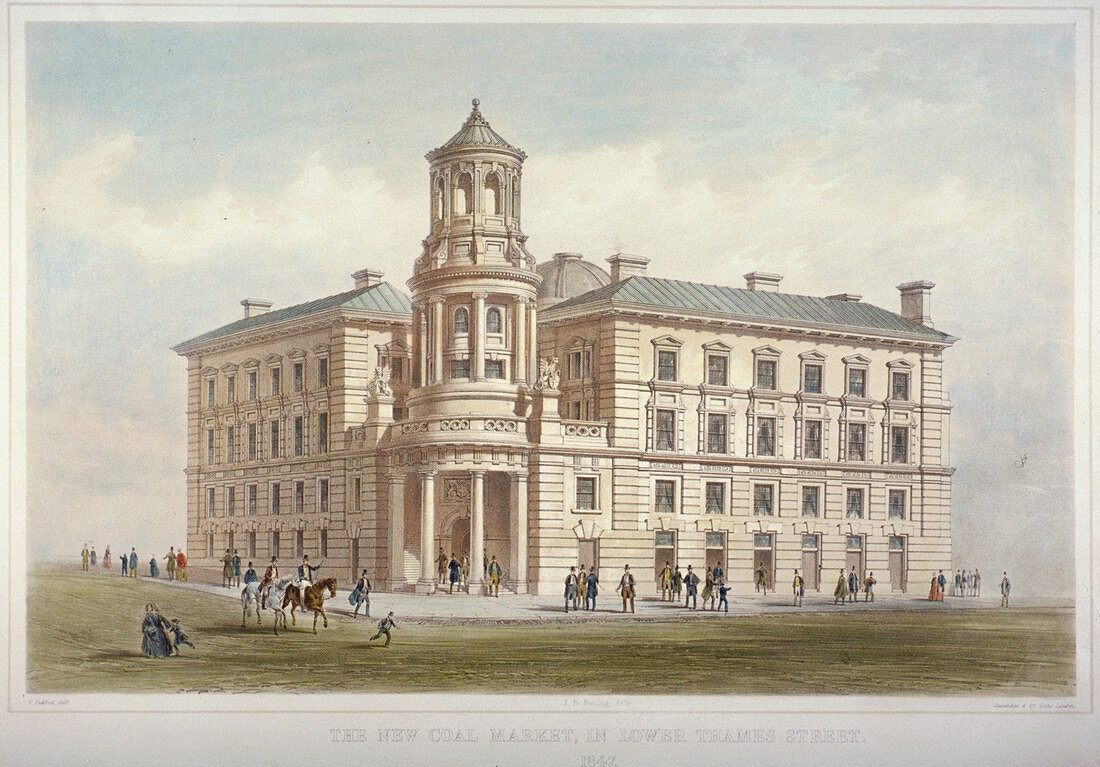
[447,555,461,594]
[149,556,160,578]
[141,603,172,658]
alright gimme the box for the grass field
[26,568,1075,695]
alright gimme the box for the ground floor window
[271,532,280,559]
[845,534,865,582]
[296,530,304,558]
[889,535,908,592]
[800,534,821,591]
[578,538,598,573]
[320,529,328,558]
[248,532,256,559]
[206,533,214,558]
[753,533,775,590]
[705,532,726,577]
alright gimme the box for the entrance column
[510,472,529,593]
[469,470,486,593]
[417,471,436,593]
[388,473,405,590]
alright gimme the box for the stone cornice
[539,303,956,351]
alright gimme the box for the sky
[24,23,1077,594]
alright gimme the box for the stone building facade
[174,101,956,595]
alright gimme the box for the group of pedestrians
[435,548,504,596]
[654,562,731,611]
[832,567,877,604]
[564,564,600,611]
[220,549,244,588]
[139,602,195,659]
[80,544,189,581]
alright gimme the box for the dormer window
[454,307,469,335]
[486,307,502,335]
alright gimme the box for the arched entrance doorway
[450,516,470,562]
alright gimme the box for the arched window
[433,177,444,220]
[485,173,502,215]
[486,307,502,334]
[454,172,473,215]
[454,307,469,335]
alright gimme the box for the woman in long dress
[149,557,160,578]
[141,603,172,658]
[701,570,715,610]
[89,548,97,566]
[103,546,111,569]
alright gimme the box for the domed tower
[405,99,540,420]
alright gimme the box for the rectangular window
[753,484,775,516]
[248,531,256,559]
[707,413,728,454]
[390,359,403,384]
[206,487,215,518]
[225,426,235,462]
[889,489,906,519]
[802,534,820,549]
[320,529,328,558]
[804,420,823,459]
[270,367,281,396]
[271,482,281,515]
[891,371,910,401]
[296,530,304,557]
[248,371,257,400]
[353,477,362,510]
[802,485,820,517]
[569,351,583,380]
[207,533,214,559]
[207,429,215,464]
[756,416,776,457]
[657,350,677,381]
[293,362,304,393]
[318,413,328,454]
[576,477,596,510]
[247,484,257,516]
[319,479,329,514]
[226,375,235,403]
[226,486,236,517]
[655,409,676,451]
[206,379,215,407]
[247,423,257,461]
[705,482,725,514]
[318,358,329,388]
[294,416,304,457]
[847,367,866,397]
[294,481,305,514]
[755,359,777,390]
[847,422,866,461]
[707,355,728,386]
[270,420,280,458]
[846,487,865,519]
[655,530,675,548]
[891,426,909,463]
[450,359,470,379]
[485,359,505,379]
[655,480,676,513]
[271,532,280,559]
[803,363,823,394]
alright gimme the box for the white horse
[262,575,298,636]
[240,581,263,626]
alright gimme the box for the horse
[282,577,338,634]
[261,575,298,636]
[240,581,263,627]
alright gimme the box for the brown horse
[282,577,338,634]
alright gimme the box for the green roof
[548,276,954,343]
[174,281,411,351]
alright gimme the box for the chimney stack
[897,280,935,326]
[743,271,783,292]
[826,292,862,303]
[352,268,384,290]
[607,253,650,283]
[240,299,273,319]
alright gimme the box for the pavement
[75,565,1040,624]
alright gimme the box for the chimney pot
[743,271,783,292]
[240,299,273,319]
[897,280,935,326]
[353,268,385,289]
[606,253,650,283]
